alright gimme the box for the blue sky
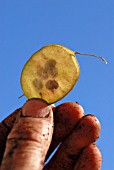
[0,0,113,169]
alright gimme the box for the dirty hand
[0,99,102,170]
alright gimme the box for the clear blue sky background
[0,0,113,169]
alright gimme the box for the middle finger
[44,114,101,170]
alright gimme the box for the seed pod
[20,44,80,103]
[20,44,107,103]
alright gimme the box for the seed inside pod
[45,80,59,90]
[45,59,58,77]
[33,79,43,90]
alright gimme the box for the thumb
[1,99,54,170]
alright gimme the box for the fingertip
[74,144,102,170]
[80,114,101,141]
[22,98,53,118]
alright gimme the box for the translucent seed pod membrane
[20,44,80,104]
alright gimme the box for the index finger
[46,102,84,160]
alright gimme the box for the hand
[0,99,102,170]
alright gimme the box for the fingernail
[21,98,52,118]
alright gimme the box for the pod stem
[75,52,107,64]
[18,94,25,99]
